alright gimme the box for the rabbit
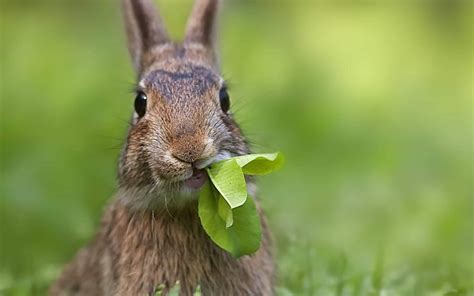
[49,0,275,295]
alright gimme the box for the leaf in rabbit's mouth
[198,152,284,257]
[184,168,207,189]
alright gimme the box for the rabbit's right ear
[122,0,169,74]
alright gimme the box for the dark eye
[219,87,230,113]
[134,91,147,117]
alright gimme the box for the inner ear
[184,0,220,48]
[122,0,170,74]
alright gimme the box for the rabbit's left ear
[122,0,169,74]
[184,0,220,53]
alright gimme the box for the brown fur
[50,197,274,296]
[50,0,275,295]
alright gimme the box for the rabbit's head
[118,0,249,210]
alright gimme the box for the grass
[1,0,472,295]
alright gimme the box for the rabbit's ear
[122,0,169,73]
[184,0,220,49]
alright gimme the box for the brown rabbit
[49,0,275,295]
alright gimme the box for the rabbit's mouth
[184,168,207,190]
[180,150,232,191]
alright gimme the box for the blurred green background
[0,0,472,295]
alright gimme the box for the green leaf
[217,194,233,228]
[198,182,262,257]
[233,152,284,175]
[198,152,282,257]
[206,159,247,208]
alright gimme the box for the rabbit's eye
[134,92,147,117]
[219,88,230,113]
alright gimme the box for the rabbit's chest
[106,205,264,295]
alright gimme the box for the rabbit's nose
[171,134,205,164]
[173,150,203,164]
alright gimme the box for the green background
[1,0,472,295]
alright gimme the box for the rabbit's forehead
[141,64,222,99]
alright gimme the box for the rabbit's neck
[116,184,201,211]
